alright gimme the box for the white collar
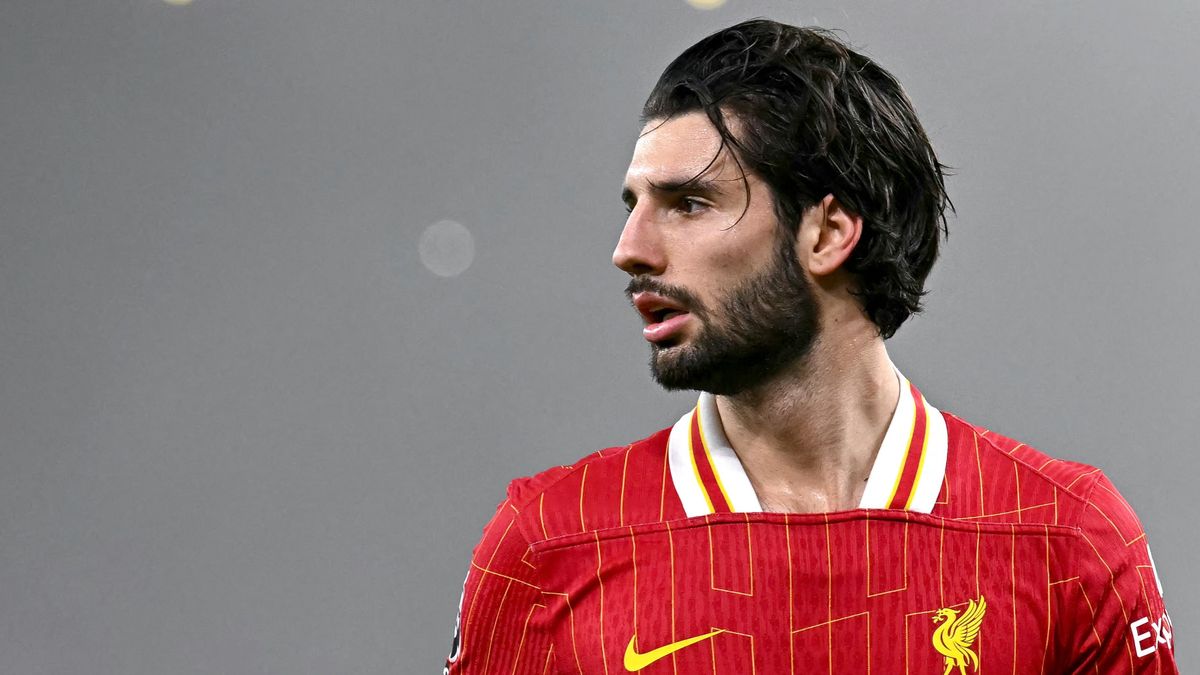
[667,367,948,517]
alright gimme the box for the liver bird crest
[931,596,987,675]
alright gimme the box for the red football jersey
[444,373,1177,674]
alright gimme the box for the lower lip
[643,312,691,343]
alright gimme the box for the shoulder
[937,411,1114,527]
[501,426,676,544]
[933,412,1168,587]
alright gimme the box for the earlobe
[808,194,863,277]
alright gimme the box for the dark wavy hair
[642,19,952,339]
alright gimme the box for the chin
[650,337,686,353]
[648,346,709,392]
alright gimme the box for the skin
[614,111,901,513]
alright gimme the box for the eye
[677,197,707,215]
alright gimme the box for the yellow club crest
[931,596,986,675]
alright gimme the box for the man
[444,19,1176,674]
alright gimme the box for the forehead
[624,112,745,190]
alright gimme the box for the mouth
[646,307,687,324]
[632,292,693,343]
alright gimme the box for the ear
[800,194,863,278]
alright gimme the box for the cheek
[683,253,755,314]
[672,224,778,307]
[685,228,762,272]
[703,239,773,283]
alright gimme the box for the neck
[713,318,899,513]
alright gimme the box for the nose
[612,206,667,277]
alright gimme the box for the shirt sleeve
[1064,471,1177,674]
[444,490,553,675]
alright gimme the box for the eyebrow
[621,176,726,206]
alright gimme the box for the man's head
[614,19,949,394]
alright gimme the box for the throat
[750,474,870,514]
[711,344,902,515]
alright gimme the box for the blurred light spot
[163,0,193,5]
[419,220,475,277]
[686,0,727,9]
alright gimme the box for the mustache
[624,277,705,317]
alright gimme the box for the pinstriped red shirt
[444,372,1177,674]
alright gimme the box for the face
[614,112,820,395]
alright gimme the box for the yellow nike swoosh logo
[623,629,725,671]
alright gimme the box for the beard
[627,235,821,396]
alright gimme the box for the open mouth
[649,308,687,324]
[631,291,693,342]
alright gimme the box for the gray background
[1,1,1196,672]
